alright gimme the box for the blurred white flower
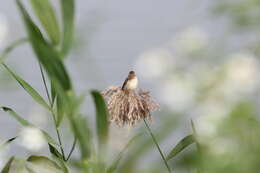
[221,52,260,102]
[160,76,196,112]
[17,127,45,151]
[0,14,8,48]
[194,97,230,138]
[195,115,217,139]
[135,48,173,79]
[173,27,208,54]
[226,53,259,89]
[208,137,239,155]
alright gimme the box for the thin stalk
[39,64,52,104]
[143,119,172,173]
[66,137,77,161]
[191,120,202,173]
[38,63,66,161]
[53,115,66,161]
[0,38,28,62]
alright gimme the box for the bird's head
[128,71,136,79]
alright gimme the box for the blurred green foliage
[0,0,260,173]
[214,0,260,28]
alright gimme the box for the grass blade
[26,167,37,173]
[143,119,171,173]
[60,0,75,57]
[69,115,92,160]
[0,157,14,173]
[107,134,143,173]
[191,120,203,173]
[117,117,177,173]
[52,157,69,173]
[191,120,201,152]
[30,0,60,45]
[48,144,63,160]
[0,137,17,149]
[66,137,77,161]
[38,65,66,161]
[0,38,28,63]
[16,0,72,91]
[42,131,60,147]
[56,95,65,127]
[27,155,63,173]
[1,107,31,126]
[0,107,58,146]
[48,144,69,172]
[1,63,50,110]
[166,135,194,161]
[2,158,26,173]
[91,90,109,153]
[50,80,56,104]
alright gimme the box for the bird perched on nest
[121,71,138,91]
[102,71,160,126]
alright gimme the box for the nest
[102,86,160,126]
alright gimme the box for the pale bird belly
[126,78,138,90]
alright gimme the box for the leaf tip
[1,106,11,112]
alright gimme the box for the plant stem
[54,117,66,161]
[66,137,77,161]
[0,38,28,61]
[191,120,202,173]
[38,63,66,161]
[39,64,51,104]
[143,119,172,173]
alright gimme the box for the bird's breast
[126,77,138,90]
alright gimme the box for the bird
[121,71,138,91]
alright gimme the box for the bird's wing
[121,77,129,90]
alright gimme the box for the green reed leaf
[53,158,69,173]
[91,90,109,153]
[30,0,60,45]
[49,79,71,128]
[60,0,75,57]
[27,156,63,173]
[69,115,92,160]
[26,167,37,173]
[50,80,56,104]
[1,107,31,126]
[56,95,65,127]
[0,107,58,146]
[42,132,60,147]
[48,144,63,160]
[65,137,77,161]
[1,63,50,110]
[2,158,26,173]
[117,117,177,173]
[166,134,195,161]
[191,119,202,157]
[0,38,28,64]
[0,157,14,173]
[16,0,72,91]
[107,134,143,173]
[144,120,171,173]
[0,137,17,149]
[48,144,69,172]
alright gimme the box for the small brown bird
[121,71,138,91]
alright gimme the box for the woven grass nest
[102,86,160,126]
